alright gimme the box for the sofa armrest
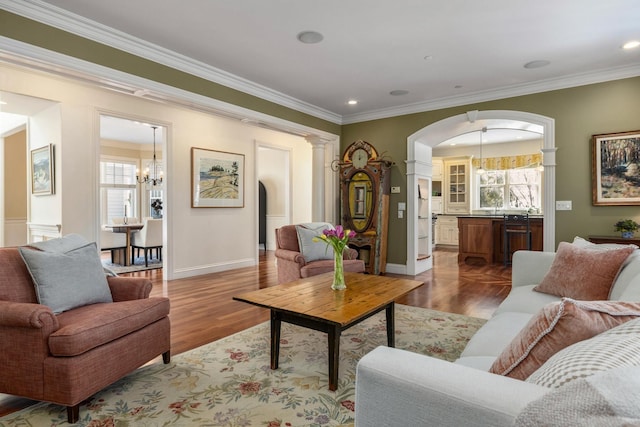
[0,300,58,330]
[511,250,556,288]
[107,276,152,301]
[274,248,306,265]
[355,346,550,427]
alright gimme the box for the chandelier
[476,127,487,175]
[137,125,163,186]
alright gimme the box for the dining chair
[130,218,163,267]
[100,227,127,264]
[503,214,531,266]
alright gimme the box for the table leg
[328,325,341,391]
[386,302,395,347]
[124,229,132,266]
[270,310,282,370]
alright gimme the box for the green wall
[3,10,640,265]
[342,78,640,264]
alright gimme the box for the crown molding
[341,63,640,124]
[1,0,343,124]
[3,0,640,127]
[0,36,340,143]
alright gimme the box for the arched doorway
[406,110,556,275]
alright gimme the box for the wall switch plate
[556,200,572,210]
[398,202,406,210]
[398,210,404,219]
[391,186,401,193]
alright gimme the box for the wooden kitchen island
[458,216,543,264]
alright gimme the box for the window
[100,160,138,224]
[478,169,541,211]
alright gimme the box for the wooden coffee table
[233,272,423,391]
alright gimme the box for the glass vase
[332,250,346,290]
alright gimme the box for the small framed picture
[191,147,244,208]
[31,144,55,195]
[592,130,640,206]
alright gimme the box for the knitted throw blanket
[515,366,640,427]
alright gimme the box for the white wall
[1,63,316,279]
[29,103,62,241]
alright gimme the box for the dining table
[105,223,144,266]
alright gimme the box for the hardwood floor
[0,247,512,417]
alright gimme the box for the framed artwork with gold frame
[592,130,640,206]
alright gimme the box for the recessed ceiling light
[297,31,324,44]
[524,60,551,69]
[389,90,409,96]
[0,101,6,105]
[347,99,358,105]
[623,40,640,49]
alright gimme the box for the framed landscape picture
[592,130,640,206]
[31,144,54,195]
[191,147,244,208]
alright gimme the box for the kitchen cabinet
[457,216,544,263]
[458,217,493,263]
[433,158,443,181]
[444,157,471,214]
[432,196,443,214]
[435,215,458,246]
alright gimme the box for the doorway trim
[406,110,556,275]
[95,110,172,278]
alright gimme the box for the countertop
[440,214,544,219]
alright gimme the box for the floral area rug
[0,305,485,427]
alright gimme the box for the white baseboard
[171,258,256,280]
[385,263,408,275]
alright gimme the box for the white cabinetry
[432,196,443,214]
[444,157,471,215]
[432,158,443,181]
[435,215,459,246]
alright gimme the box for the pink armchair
[0,247,170,423]
[274,224,365,284]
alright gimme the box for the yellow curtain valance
[472,153,542,171]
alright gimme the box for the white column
[306,136,327,222]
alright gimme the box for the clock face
[352,148,368,168]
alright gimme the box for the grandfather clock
[338,140,392,274]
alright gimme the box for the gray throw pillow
[295,223,335,262]
[19,242,113,314]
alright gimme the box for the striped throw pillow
[526,317,640,388]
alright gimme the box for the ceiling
[2,1,639,144]
[24,0,640,124]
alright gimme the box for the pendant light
[136,126,163,186]
[476,127,487,175]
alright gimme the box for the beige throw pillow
[489,298,640,380]
[534,241,634,300]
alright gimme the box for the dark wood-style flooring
[0,248,512,417]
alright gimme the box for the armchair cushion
[50,298,170,356]
[19,242,113,314]
[295,223,334,262]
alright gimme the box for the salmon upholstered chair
[274,223,365,284]
[0,234,170,423]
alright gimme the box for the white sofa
[355,248,640,426]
